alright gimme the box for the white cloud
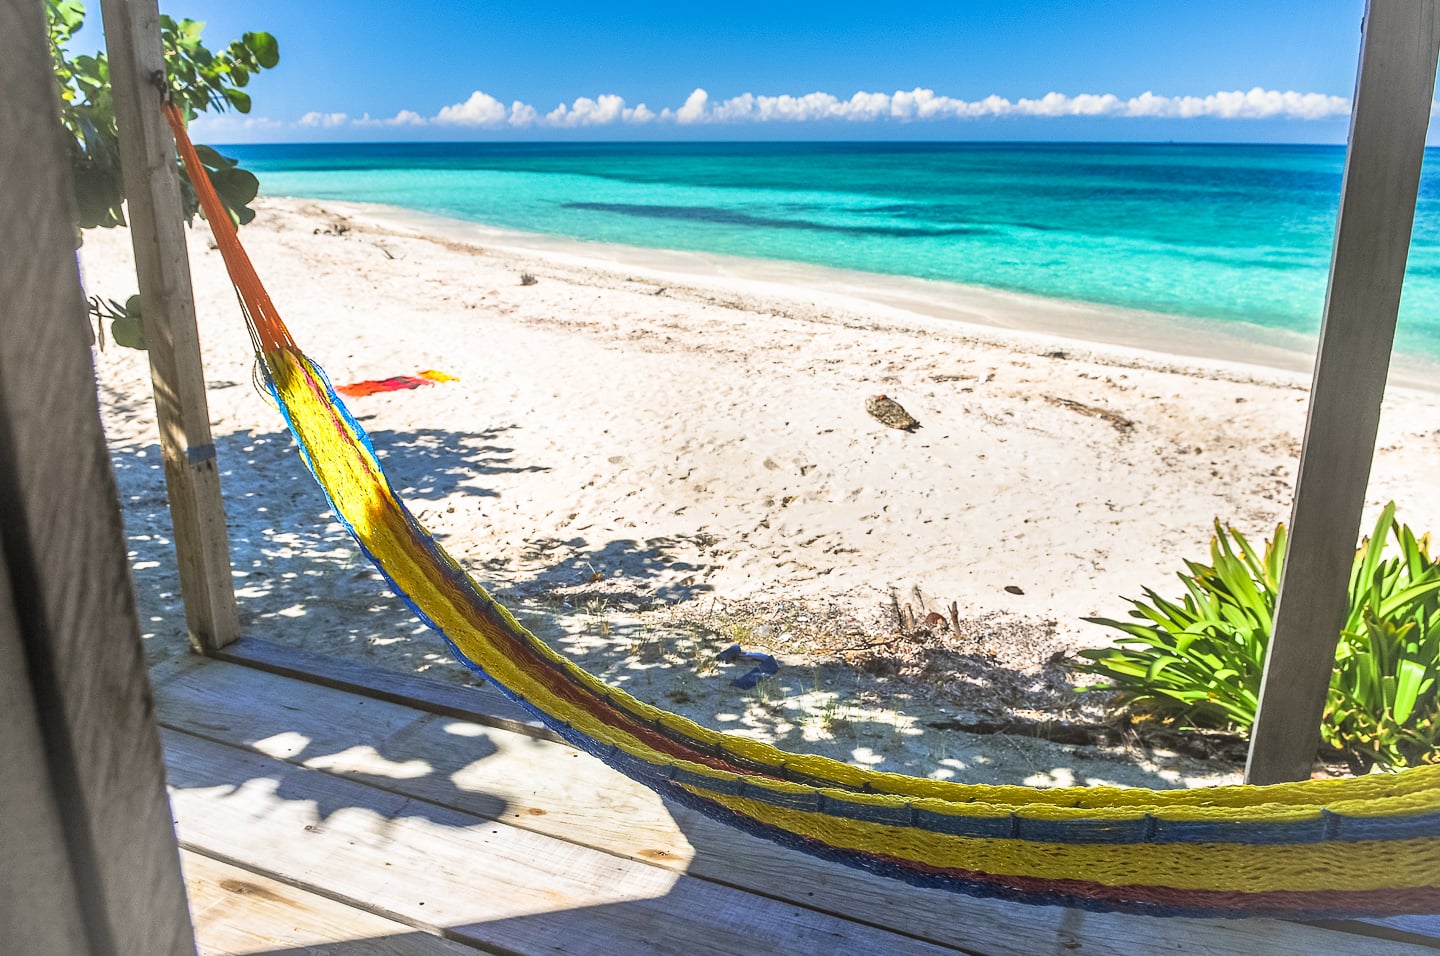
[760,92,840,121]
[1024,92,1124,116]
[634,85,1349,126]
[353,109,428,128]
[434,91,508,126]
[185,113,290,135]
[298,111,349,128]
[845,91,892,121]
[255,85,1358,137]
[676,88,710,124]
[547,94,629,127]
[1123,87,1350,120]
[624,103,656,124]
[988,87,1350,121]
[968,94,1015,118]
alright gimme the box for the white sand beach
[82,197,1440,791]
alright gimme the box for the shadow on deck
[153,648,1440,956]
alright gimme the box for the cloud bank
[211,85,1356,135]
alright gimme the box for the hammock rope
[163,102,1440,920]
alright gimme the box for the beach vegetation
[87,294,145,349]
[1076,502,1440,771]
[47,0,278,345]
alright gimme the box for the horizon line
[203,138,1360,152]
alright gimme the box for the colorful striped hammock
[164,103,1440,920]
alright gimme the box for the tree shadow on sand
[134,417,1242,950]
[113,411,1236,789]
[112,417,717,680]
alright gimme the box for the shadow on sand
[113,410,1235,786]
[131,415,1250,950]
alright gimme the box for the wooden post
[0,1,196,951]
[100,0,239,652]
[0,554,90,956]
[1246,0,1440,785]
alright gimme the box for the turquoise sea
[223,141,1440,360]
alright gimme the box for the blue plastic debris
[717,643,780,689]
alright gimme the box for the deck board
[158,652,1440,956]
[164,726,961,956]
[184,850,489,955]
[215,636,555,741]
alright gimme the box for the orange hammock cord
[162,101,293,354]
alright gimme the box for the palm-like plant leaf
[1077,503,1440,770]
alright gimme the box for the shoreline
[82,196,1440,789]
[290,195,1440,393]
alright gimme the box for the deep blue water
[219,140,1440,358]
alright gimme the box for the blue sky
[126,0,1378,143]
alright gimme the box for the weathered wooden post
[1247,0,1440,784]
[0,1,196,951]
[100,0,240,652]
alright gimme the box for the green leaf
[50,1,277,235]
[193,143,237,170]
[1393,659,1429,724]
[110,305,146,349]
[223,87,252,113]
[209,166,260,216]
[1145,656,1183,681]
[49,0,86,37]
[245,31,280,69]
[1350,503,1398,622]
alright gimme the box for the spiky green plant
[1076,503,1440,770]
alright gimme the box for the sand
[81,196,1440,791]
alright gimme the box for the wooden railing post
[1246,0,1440,784]
[100,0,239,652]
[0,1,197,950]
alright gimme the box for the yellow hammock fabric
[164,102,1440,920]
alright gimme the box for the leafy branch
[48,1,279,346]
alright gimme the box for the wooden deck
[154,642,1440,956]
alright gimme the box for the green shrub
[1075,503,1440,771]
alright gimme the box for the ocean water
[222,141,1440,359]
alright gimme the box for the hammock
[164,103,1440,920]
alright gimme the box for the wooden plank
[1312,917,1440,952]
[99,0,239,653]
[0,543,89,955]
[149,646,214,692]
[1247,0,1440,784]
[0,1,197,953]
[157,659,694,874]
[217,635,557,742]
[1374,916,1440,943]
[183,850,490,955]
[163,727,966,956]
[155,657,1435,956]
